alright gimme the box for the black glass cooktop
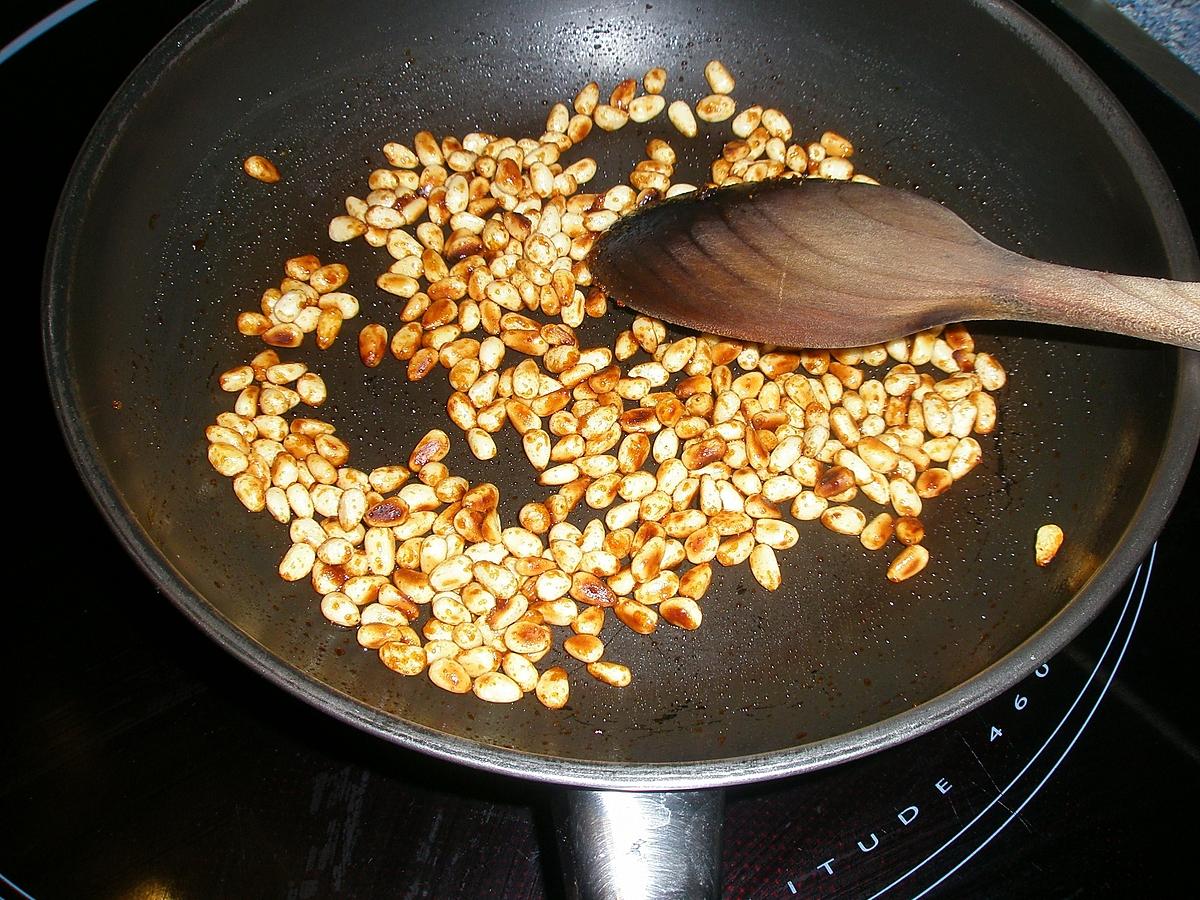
[6,1,1198,897]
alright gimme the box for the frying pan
[43,0,1200,895]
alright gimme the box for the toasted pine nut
[279,542,316,581]
[894,516,925,546]
[887,545,930,583]
[428,657,472,693]
[696,94,736,122]
[760,108,792,140]
[821,505,867,536]
[820,131,854,158]
[715,532,754,567]
[1035,524,1064,566]
[574,81,600,115]
[504,620,552,655]
[754,519,799,550]
[817,157,854,180]
[748,543,780,590]
[466,428,497,460]
[947,437,982,480]
[535,666,570,708]
[642,66,668,94]
[615,598,658,634]
[564,633,605,663]
[457,645,501,678]
[243,154,281,183]
[974,353,1007,390]
[668,100,698,138]
[703,59,735,94]
[889,478,922,517]
[295,372,327,406]
[587,660,632,687]
[329,215,367,242]
[593,104,629,131]
[379,641,427,676]
[409,429,450,470]
[860,513,895,551]
[629,94,666,123]
[208,442,249,477]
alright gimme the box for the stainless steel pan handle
[554,789,725,900]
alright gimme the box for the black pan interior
[45,0,1199,788]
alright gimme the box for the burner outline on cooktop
[857,546,1154,898]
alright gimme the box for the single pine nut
[536,666,571,709]
[243,154,281,183]
[564,633,605,663]
[668,100,698,138]
[887,545,930,583]
[1035,524,1064,566]
[428,657,472,693]
[473,671,523,703]
[696,94,736,122]
[587,660,632,687]
[703,59,735,94]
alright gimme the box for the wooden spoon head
[588,178,1013,348]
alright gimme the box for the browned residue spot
[364,498,409,527]
[571,574,617,607]
[816,465,855,499]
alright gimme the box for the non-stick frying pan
[43,0,1200,895]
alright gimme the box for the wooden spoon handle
[1008,259,1200,350]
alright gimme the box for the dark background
[4,1,1198,897]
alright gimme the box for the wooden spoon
[587,178,1200,350]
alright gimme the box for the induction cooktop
[5,1,1198,897]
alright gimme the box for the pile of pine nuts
[232,254,362,351]
[207,61,1022,707]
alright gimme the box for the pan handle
[553,788,725,899]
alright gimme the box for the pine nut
[696,94,736,122]
[1035,524,1064,566]
[887,545,930,583]
[428,657,472,693]
[894,516,925,546]
[704,59,735,94]
[860,513,895,551]
[379,641,426,676]
[615,598,658,634]
[587,660,632,687]
[565,633,604,663]
[749,543,781,590]
[821,505,867,536]
[243,154,281,183]
[536,666,571,709]
[629,94,666,123]
[668,100,698,138]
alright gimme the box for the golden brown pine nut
[821,505,867,536]
[428,657,472,693]
[668,100,698,138]
[860,513,895,551]
[587,660,632,687]
[243,154,281,183]
[696,94,736,122]
[887,545,930,583]
[894,516,925,546]
[704,59,735,94]
[564,633,605,663]
[749,543,781,590]
[535,667,570,708]
[615,598,658,634]
[1035,524,1064,566]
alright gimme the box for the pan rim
[42,0,1200,790]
